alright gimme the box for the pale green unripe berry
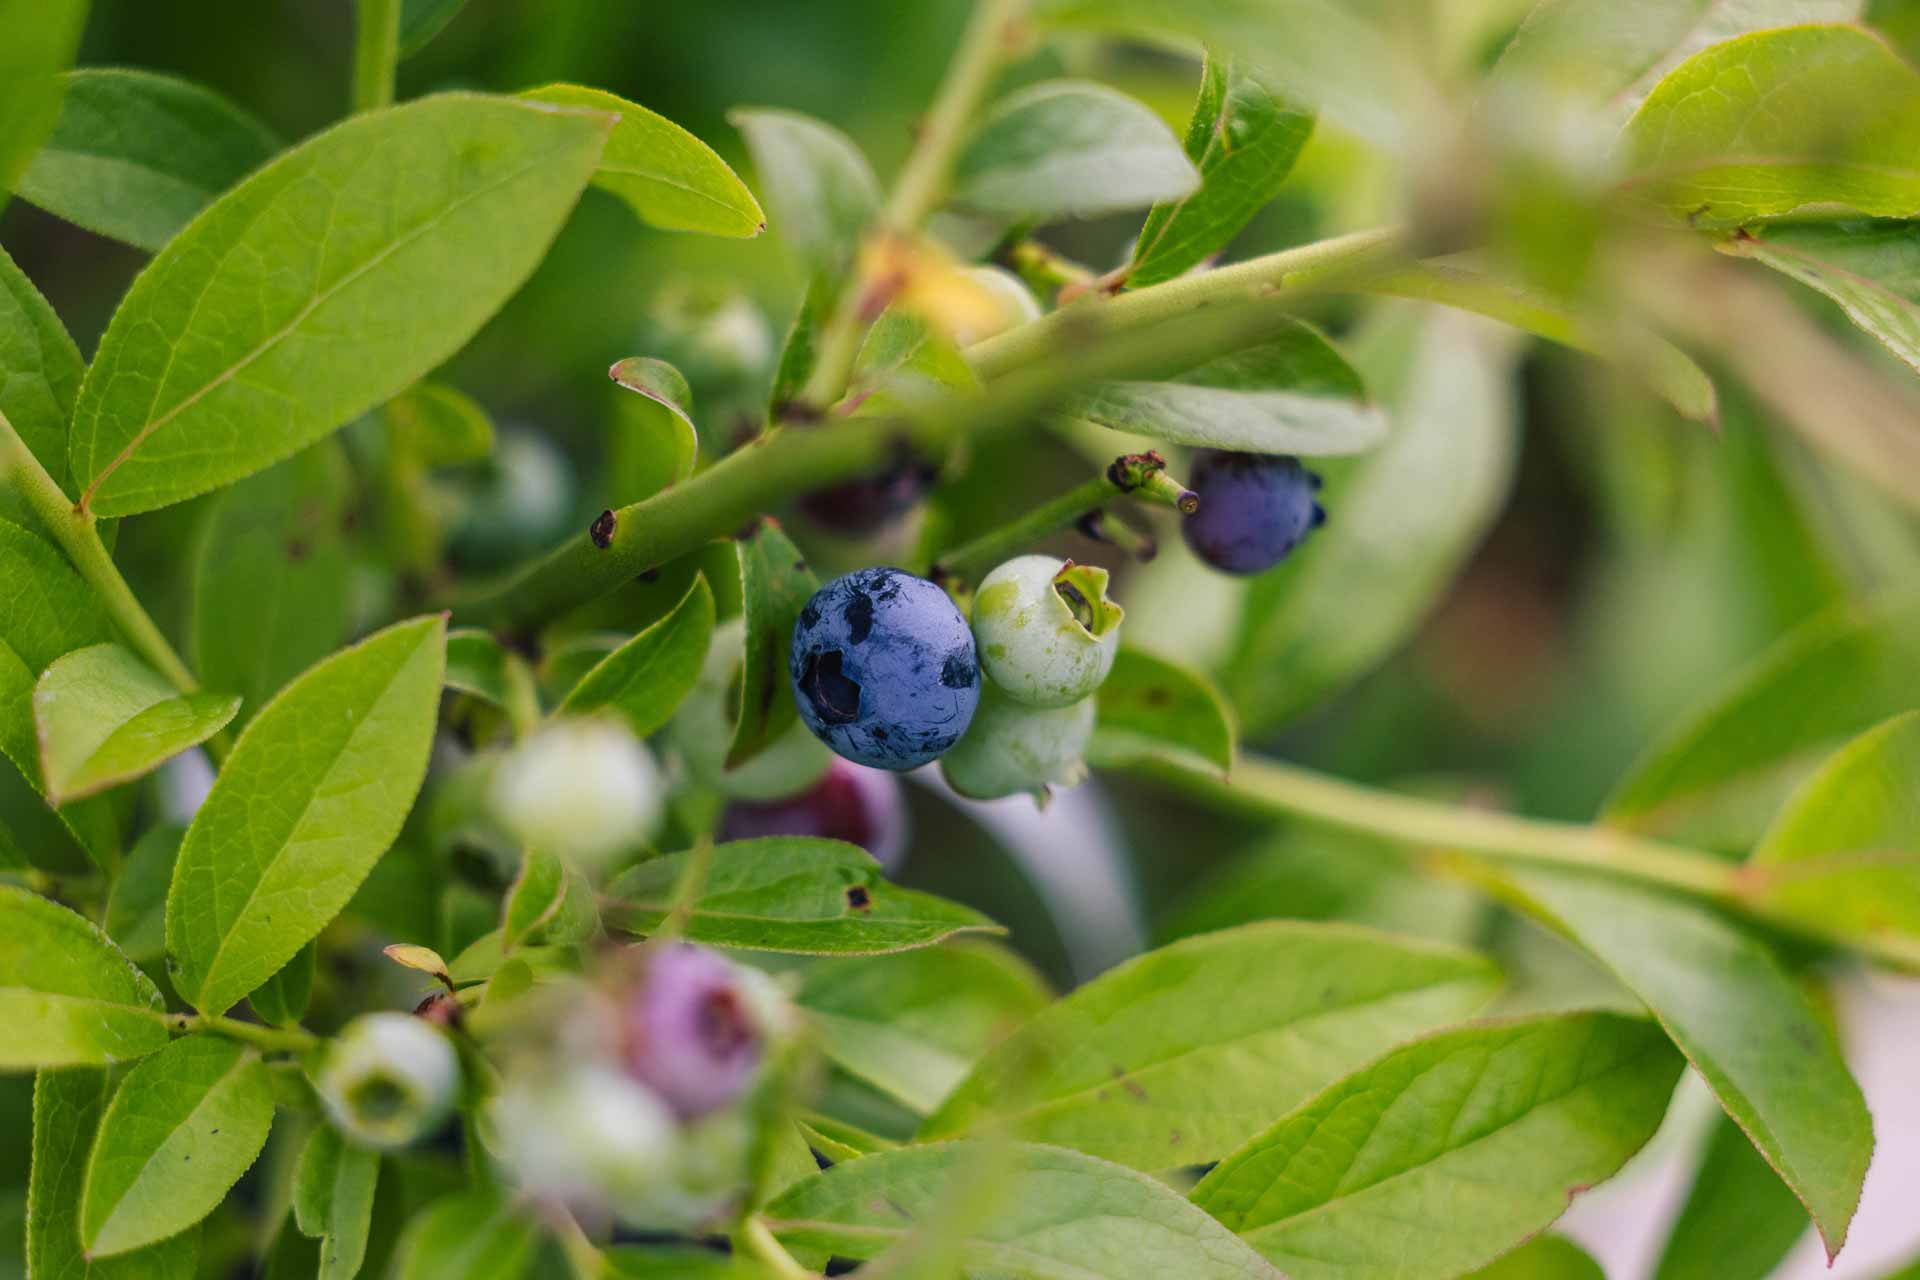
[950,266,1043,347]
[492,719,665,870]
[970,557,1123,708]
[940,680,1095,802]
[669,619,833,801]
[492,1063,683,1224]
[315,1013,461,1150]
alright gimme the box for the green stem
[1145,753,1920,970]
[351,0,403,114]
[735,1216,815,1280]
[182,1012,321,1055]
[794,0,1027,414]
[933,473,1119,584]
[966,225,1406,382]
[0,408,229,761]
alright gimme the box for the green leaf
[501,847,599,950]
[1745,710,1920,946]
[14,69,280,253]
[0,0,87,194]
[1086,646,1236,775]
[766,1141,1281,1280]
[383,381,495,465]
[725,521,818,768]
[730,108,878,274]
[1465,1236,1604,1280]
[0,886,170,1070]
[1605,594,1920,850]
[248,940,315,1028]
[0,244,85,497]
[848,309,979,413]
[1192,1012,1681,1280]
[796,940,1051,1114]
[444,628,539,736]
[796,1111,899,1161]
[32,644,239,805]
[1621,24,1920,228]
[166,615,447,1015]
[79,1034,274,1257]
[1363,259,1718,425]
[190,445,357,730]
[105,824,184,963]
[28,1068,198,1280]
[608,356,699,498]
[953,80,1197,222]
[398,0,468,57]
[1031,0,1405,149]
[392,1190,538,1280]
[1654,1113,1809,1280]
[0,518,117,676]
[524,85,763,237]
[292,1124,380,1280]
[561,574,715,737]
[767,275,834,418]
[1060,319,1387,455]
[1727,220,1920,377]
[68,92,612,518]
[1495,868,1872,1258]
[607,837,1003,955]
[1129,55,1315,287]
[1226,308,1519,733]
[605,1246,776,1279]
[919,921,1499,1170]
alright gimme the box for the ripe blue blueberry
[790,567,980,770]
[1181,450,1326,576]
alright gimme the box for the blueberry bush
[3,1,1920,1277]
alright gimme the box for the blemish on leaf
[589,509,616,548]
[846,884,872,910]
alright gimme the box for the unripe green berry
[970,556,1123,708]
[492,1063,683,1224]
[315,1012,460,1150]
[940,679,1094,802]
[491,718,665,870]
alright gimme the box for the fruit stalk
[930,472,1123,585]
[352,0,403,113]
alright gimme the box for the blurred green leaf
[1495,867,1871,1257]
[1192,1013,1681,1280]
[608,355,698,498]
[191,445,355,731]
[445,628,539,736]
[78,1035,274,1256]
[14,69,279,253]
[796,1110,898,1161]
[68,93,610,518]
[1225,308,1519,733]
[1060,319,1387,455]
[398,0,468,57]
[105,824,184,963]
[1728,221,1920,376]
[292,1122,379,1280]
[383,381,494,466]
[953,80,1197,221]
[1605,594,1920,851]
[1365,259,1717,425]
[1086,647,1236,775]
[501,847,598,951]
[28,1069,197,1280]
[1465,1236,1603,1280]
[920,921,1498,1170]
[247,939,315,1028]
[392,1189,537,1280]
[605,1246,774,1279]
[0,245,84,497]
[797,940,1051,1113]
[1746,710,1920,947]
[767,1141,1280,1280]
[730,108,878,274]
[560,575,714,737]
[607,837,1002,955]
[767,275,835,418]
[33,644,238,805]
[0,886,169,1069]
[524,85,763,238]
[849,310,978,413]
[1129,55,1315,287]
[725,521,818,768]
[0,0,87,194]
[1621,24,1920,228]
[167,616,447,1015]
[1654,1112,1809,1280]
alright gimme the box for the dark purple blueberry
[1181,450,1325,575]
[797,457,937,536]
[790,567,980,771]
[718,758,909,873]
[621,944,766,1118]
